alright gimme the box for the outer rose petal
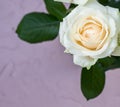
[73,55,98,69]
[54,0,88,5]
[112,46,120,56]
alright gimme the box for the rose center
[73,17,107,50]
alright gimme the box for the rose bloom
[54,0,88,5]
[59,1,120,69]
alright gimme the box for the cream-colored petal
[118,34,120,46]
[54,0,88,5]
[112,46,120,56]
[73,55,98,69]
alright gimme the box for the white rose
[59,1,120,69]
[54,0,88,5]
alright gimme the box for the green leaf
[81,56,120,100]
[107,0,120,10]
[99,56,120,71]
[98,0,120,10]
[81,63,105,100]
[44,0,67,20]
[69,4,77,9]
[16,12,60,43]
[97,0,108,5]
[66,4,77,15]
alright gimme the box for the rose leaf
[97,0,108,5]
[81,63,105,100]
[16,12,60,43]
[99,56,120,71]
[98,0,120,10]
[44,0,67,20]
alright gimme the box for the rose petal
[73,55,98,69]
[112,46,120,56]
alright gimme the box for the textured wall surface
[0,0,120,107]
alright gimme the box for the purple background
[0,0,120,107]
